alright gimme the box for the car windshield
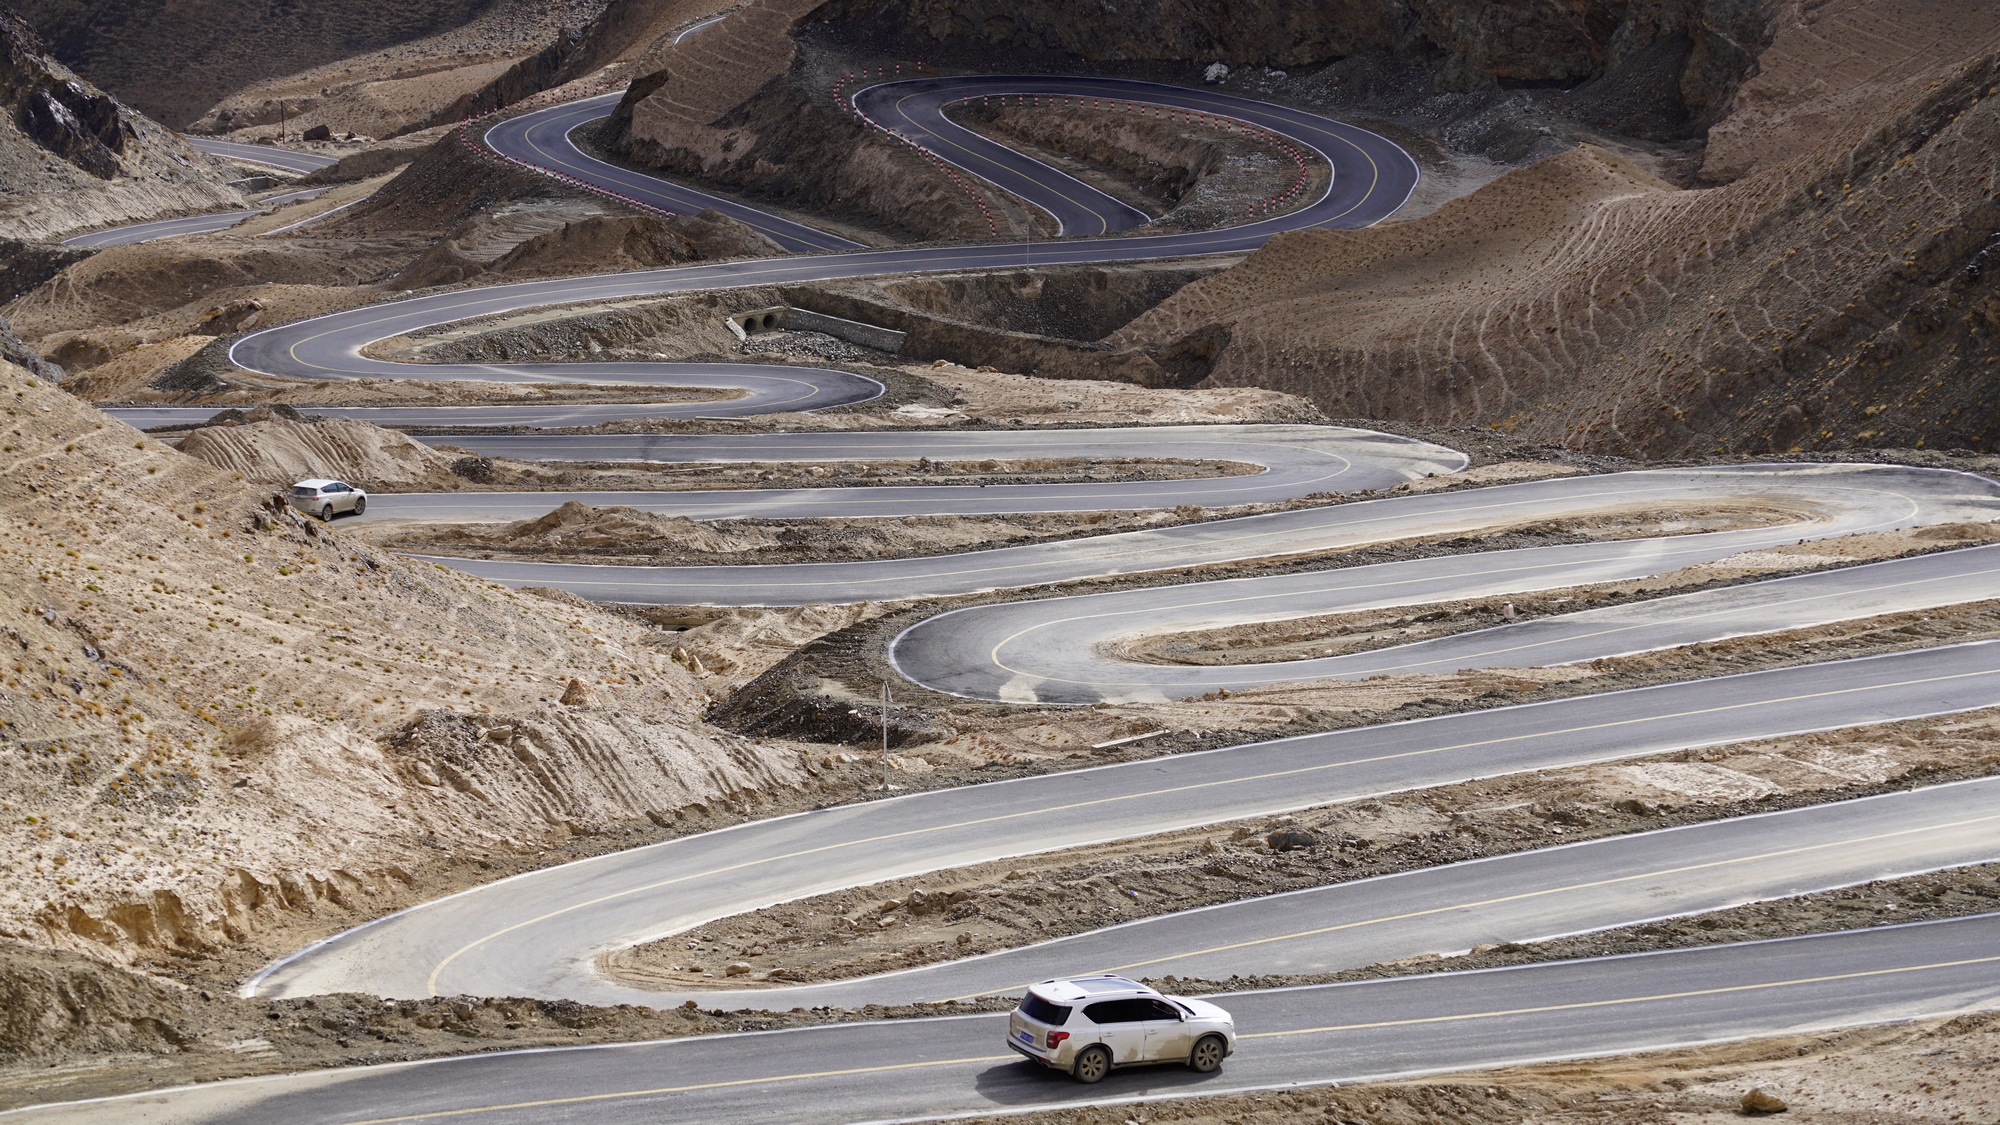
[1018,993,1071,1026]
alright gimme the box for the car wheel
[352,496,366,515]
[1071,1045,1112,1084]
[1188,1034,1226,1073]
[319,505,335,522]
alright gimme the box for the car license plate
[1015,1030,1033,1044]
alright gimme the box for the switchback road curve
[25,67,2000,1124]
[242,639,2000,1006]
[416,463,2000,607]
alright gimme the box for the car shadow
[971,1058,1223,1106]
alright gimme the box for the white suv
[1006,975,1235,1083]
[288,478,366,521]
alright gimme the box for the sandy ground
[0,359,817,985]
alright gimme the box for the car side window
[1141,998,1181,1020]
[328,482,349,492]
[1083,999,1150,1024]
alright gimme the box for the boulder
[1741,1088,1788,1115]
[1267,828,1318,852]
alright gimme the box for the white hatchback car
[1006,975,1235,1083]
[288,478,367,521]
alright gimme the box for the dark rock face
[0,315,65,383]
[15,77,129,177]
[0,9,138,178]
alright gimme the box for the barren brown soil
[0,359,810,976]
[951,100,1330,232]
[376,504,1262,571]
[1110,3,2000,458]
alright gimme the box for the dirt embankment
[395,207,782,290]
[174,413,463,488]
[0,360,809,975]
[374,499,1256,570]
[1110,5,2000,458]
[601,2,1025,243]
[778,262,1228,387]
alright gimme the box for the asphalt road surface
[186,137,340,174]
[483,92,863,254]
[26,916,2000,1123]
[352,423,1462,522]
[222,77,1415,391]
[24,68,2000,1124]
[60,208,269,248]
[242,639,2000,1006]
[61,187,331,248]
[104,361,887,429]
[407,463,2000,606]
[895,519,2000,703]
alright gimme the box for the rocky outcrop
[0,313,60,382]
[0,7,242,243]
[0,237,88,304]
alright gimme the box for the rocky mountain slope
[1111,0,2000,458]
[0,8,241,243]
[816,0,1777,131]
[9,0,607,129]
[0,360,804,969]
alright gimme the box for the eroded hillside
[0,359,804,968]
[1112,6,2000,457]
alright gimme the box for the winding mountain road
[21,56,2000,1125]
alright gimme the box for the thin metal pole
[880,680,892,789]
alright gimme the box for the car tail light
[1045,1030,1069,1050]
